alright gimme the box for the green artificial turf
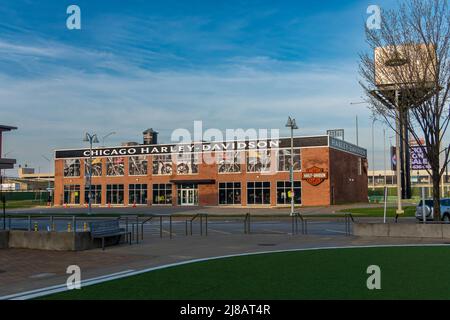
[43,246,450,300]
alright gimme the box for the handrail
[291,212,307,235]
[244,212,251,234]
[344,213,354,236]
[187,213,208,236]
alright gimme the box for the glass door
[178,184,198,206]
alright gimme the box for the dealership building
[54,129,368,207]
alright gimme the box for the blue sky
[0,0,396,173]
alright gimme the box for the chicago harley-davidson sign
[301,166,328,186]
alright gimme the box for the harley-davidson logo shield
[301,166,328,186]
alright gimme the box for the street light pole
[286,117,298,216]
[83,133,99,215]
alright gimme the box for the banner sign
[410,146,431,170]
[391,146,431,171]
[55,136,331,159]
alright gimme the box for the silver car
[416,199,450,222]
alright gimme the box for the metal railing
[244,213,251,234]
[291,212,307,235]
[186,213,208,236]
[344,213,354,236]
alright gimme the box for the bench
[89,220,131,250]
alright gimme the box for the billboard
[391,146,430,171]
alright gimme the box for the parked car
[416,199,450,222]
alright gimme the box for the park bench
[89,220,131,250]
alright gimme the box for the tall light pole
[286,116,298,216]
[102,131,116,147]
[83,133,99,215]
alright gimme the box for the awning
[169,179,216,185]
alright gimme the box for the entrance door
[179,184,198,206]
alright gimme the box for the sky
[0,0,397,174]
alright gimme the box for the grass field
[340,206,416,217]
[4,200,45,209]
[43,246,450,300]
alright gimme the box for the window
[153,184,173,205]
[219,182,241,205]
[129,184,148,205]
[64,184,80,204]
[84,158,102,177]
[84,185,102,204]
[276,181,301,205]
[152,155,173,175]
[176,153,199,174]
[277,149,301,172]
[64,159,80,177]
[106,184,124,204]
[106,157,125,176]
[129,156,148,176]
[247,182,271,205]
[217,152,241,173]
[247,150,272,173]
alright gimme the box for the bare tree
[360,0,450,221]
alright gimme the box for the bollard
[67,223,72,232]
[83,222,88,231]
[34,222,38,232]
[52,223,56,232]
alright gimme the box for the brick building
[54,130,368,207]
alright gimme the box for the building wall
[329,148,368,204]
[300,147,331,206]
[54,147,366,207]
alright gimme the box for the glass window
[176,152,199,175]
[106,157,125,176]
[247,182,271,205]
[217,152,241,173]
[129,156,148,176]
[129,184,148,205]
[64,159,80,177]
[153,184,173,205]
[276,181,301,205]
[247,150,272,173]
[84,158,102,177]
[84,185,102,204]
[219,182,241,205]
[64,184,80,204]
[152,155,173,175]
[277,149,301,172]
[106,184,124,204]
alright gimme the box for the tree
[360,0,450,221]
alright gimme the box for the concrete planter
[354,223,450,239]
[7,231,95,251]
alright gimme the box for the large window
[84,158,102,177]
[219,182,241,205]
[129,156,148,176]
[276,181,301,205]
[106,184,124,204]
[64,184,80,204]
[152,155,173,175]
[277,149,301,172]
[106,157,125,176]
[247,182,271,205]
[64,159,80,177]
[84,185,102,204]
[176,153,199,175]
[247,150,272,173]
[129,184,148,205]
[217,152,241,173]
[153,184,173,205]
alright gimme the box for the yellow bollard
[34,222,38,232]
[83,222,88,231]
[52,223,56,231]
[67,223,72,232]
